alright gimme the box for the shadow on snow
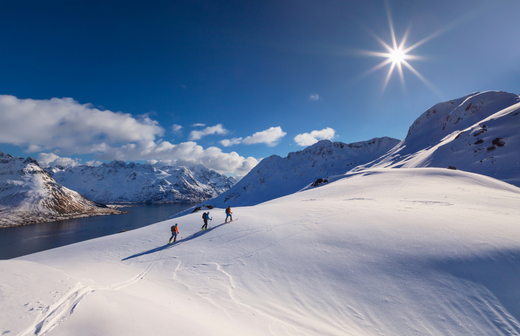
[121,221,230,261]
[432,249,520,327]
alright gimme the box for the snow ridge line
[18,283,94,336]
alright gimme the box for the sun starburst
[358,2,440,97]
[389,47,405,63]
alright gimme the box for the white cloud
[0,95,163,154]
[172,124,183,133]
[191,123,206,127]
[85,160,103,167]
[221,137,243,147]
[189,124,229,140]
[242,127,286,147]
[294,127,336,146]
[97,140,259,176]
[149,155,258,179]
[0,95,260,176]
[36,153,82,168]
[234,157,260,179]
[309,94,320,101]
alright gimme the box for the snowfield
[2,168,520,335]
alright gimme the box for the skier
[225,206,232,222]
[201,212,211,230]
[169,223,179,243]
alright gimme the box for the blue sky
[0,0,519,177]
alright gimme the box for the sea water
[0,203,194,259]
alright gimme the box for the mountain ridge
[205,136,401,207]
[191,90,520,212]
[354,91,520,187]
[47,161,237,204]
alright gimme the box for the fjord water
[0,203,194,259]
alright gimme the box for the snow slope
[47,161,236,204]
[2,168,520,335]
[0,152,123,228]
[355,91,520,187]
[208,137,400,207]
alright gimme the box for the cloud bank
[0,95,163,154]
[36,153,82,168]
[97,140,258,176]
[0,95,258,175]
[294,127,335,146]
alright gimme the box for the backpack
[171,225,175,232]
[202,212,206,219]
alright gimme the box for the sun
[358,3,440,97]
[389,47,406,64]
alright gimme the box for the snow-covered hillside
[2,168,520,335]
[47,161,236,204]
[208,136,400,207]
[0,152,123,228]
[355,91,520,187]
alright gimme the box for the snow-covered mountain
[0,152,123,228]
[208,137,400,207]
[199,91,520,210]
[47,161,236,204]
[354,91,520,187]
[3,168,520,335]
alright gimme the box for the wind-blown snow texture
[355,91,520,187]
[47,161,236,204]
[209,137,400,207]
[0,152,122,227]
[2,168,520,335]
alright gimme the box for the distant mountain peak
[358,91,520,187]
[207,136,401,207]
[48,162,236,204]
[406,91,520,142]
[0,153,122,227]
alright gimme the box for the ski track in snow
[18,248,167,335]
[172,260,305,335]
[18,283,94,336]
[211,262,309,335]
